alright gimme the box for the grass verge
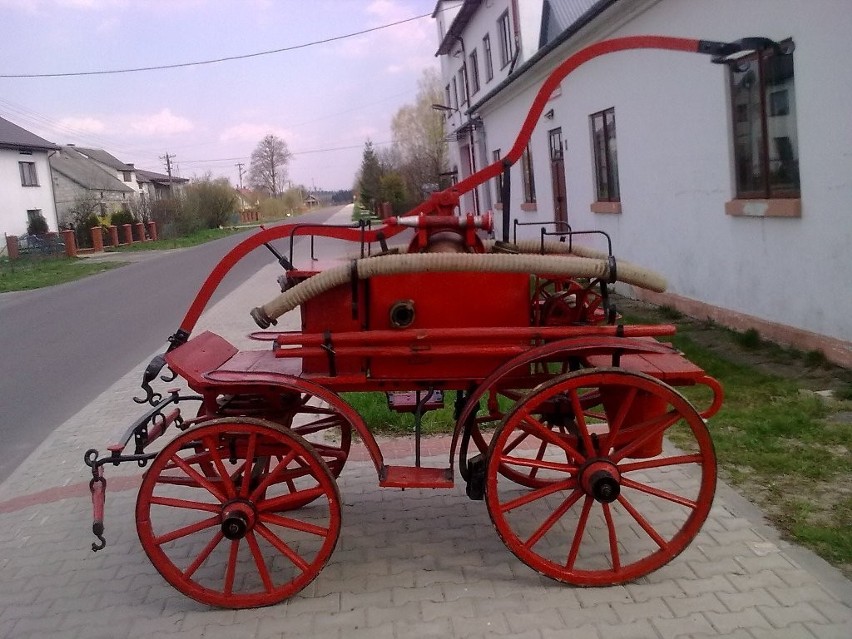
[107,227,244,251]
[0,256,125,292]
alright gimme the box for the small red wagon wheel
[531,276,604,326]
[485,368,716,586]
[136,417,341,608]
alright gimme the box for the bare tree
[390,68,448,203]
[249,134,292,196]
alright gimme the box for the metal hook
[91,522,106,552]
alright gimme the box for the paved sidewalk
[1,206,850,638]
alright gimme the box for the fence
[4,222,158,260]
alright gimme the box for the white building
[0,116,60,237]
[434,0,852,366]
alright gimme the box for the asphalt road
[0,206,343,483]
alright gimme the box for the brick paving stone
[505,608,566,634]
[664,592,728,617]
[703,607,773,634]
[541,623,602,639]
[768,583,840,606]
[726,569,788,592]
[758,602,829,628]
[803,622,852,639]
[364,600,421,627]
[575,585,633,607]
[596,619,660,639]
[677,574,737,597]
[717,587,777,612]
[811,598,852,624]
[557,603,621,627]
[452,609,511,635]
[613,596,674,623]
[687,557,742,579]
[420,597,477,622]
[392,617,454,638]
[653,613,715,639]
[750,622,818,639]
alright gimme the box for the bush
[75,214,106,249]
[27,211,49,236]
[110,210,136,228]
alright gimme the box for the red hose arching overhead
[450,35,701,197]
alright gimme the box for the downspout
[454,34,480,215]
[47,150,61,232]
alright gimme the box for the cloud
[128,108,194,136]
[219,122,295,144]
[56,116,107,134]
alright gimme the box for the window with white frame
[483,34,494,82]
[458,68,467,106]
[590,108,619,202]
[729,41,799,199]
[452,77,459,110]
[521,144,536,203]
[19,161,38,187]
[493,149,503,203]
[469,49,480,95]
[497,10,513,69]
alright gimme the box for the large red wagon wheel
[136,417,341,608]
[485,368,716,586]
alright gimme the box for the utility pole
[160,153,175,196]
[235,162,245,189]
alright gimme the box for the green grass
[342,392,456,436]
[108,227,243,251]
[0,255,125,292]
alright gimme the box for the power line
[0,12,433,79]
[179,140,393,166]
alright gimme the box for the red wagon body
[84,35,784,608]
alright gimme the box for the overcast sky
[0,0,440,191]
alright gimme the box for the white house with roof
[433,0,852,365]
[0,115,60,237]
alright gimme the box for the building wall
[0,148,59,235]
[443,0,852,359]
[51,172,131,226]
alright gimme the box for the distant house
[49,145,135,225]
[135,168,188,202]
[71,146,141,196]
[235,188,260,211]
[303,193,319,208]
[0,115,60,236]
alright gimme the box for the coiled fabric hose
[250,250,667,328]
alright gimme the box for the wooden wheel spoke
[619,453,704,474]
[568,389,596,458]
[223,539,239,596]
[603,386,639,453]
[617,494,669,550]
[202,434,237,500]
[261,512,330,537]
[602,503,621,572]
[240,432,258,499]
[524,488,584,549]
[500,478,577,513]
[154,515,220,545]
[246,531,274,593]
[168,453,228,502]
[255,523,310,573]
[499,454,577,476]
[183,530,224,579]
[503,429,532,455]
[519,415,585,463]
[292,416,343,436]
[621,477,697,509]
[612,410,680,463]
[259,486,326,513]
[149,495,220,513]
[250,449,297,502]
[566,495,593,570]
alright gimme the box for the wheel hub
[580,460,621,503]
[221,501,256,540]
